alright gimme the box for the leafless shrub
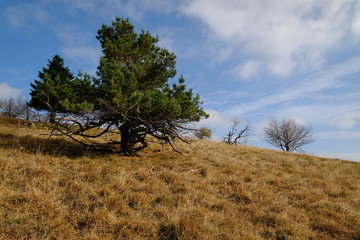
[223,117,251,145]
[0,96,27,118]
[264,118,314,152]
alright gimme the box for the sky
[1,0,360,162]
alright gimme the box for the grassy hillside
[0,118,359,240]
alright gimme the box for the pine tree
[29,55,75,122]
[94,17,208,155]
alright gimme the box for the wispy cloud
[0,83,21,99]
[2,1,100,71]
[224,56,360,117]
[328,112,360,129]
[2,0,176,73]
[196,109,234,141]
[182,0,360,78]
[3,2,50,29]
[227,60,261,80]
[56,27,101,71]
[198,109,230,132]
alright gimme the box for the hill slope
[0,118,359,240]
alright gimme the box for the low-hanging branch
[43,108,196,155]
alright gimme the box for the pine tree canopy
[29,55,75,122]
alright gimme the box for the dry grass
[0,117,359,240]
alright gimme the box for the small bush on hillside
[194,127,212,139]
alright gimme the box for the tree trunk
[49,111,56,123]
[119,123,136,156]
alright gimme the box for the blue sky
[1,0,360,161]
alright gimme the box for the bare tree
[223,117,251,145]
[264,118,314,152]
[0,96,27,118]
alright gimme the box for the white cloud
[198,109,229,132]
[229,60,261,80]
[3,3,50,28]
[328,112,360,129]
[182,0,360,77]
[0,83,21,99]
[351,5,360,36]
[195,109,232,140]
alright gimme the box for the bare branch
[224,117,252,145]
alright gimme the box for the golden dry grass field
[0,117,359,240]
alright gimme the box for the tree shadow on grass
[0,132,116,159]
